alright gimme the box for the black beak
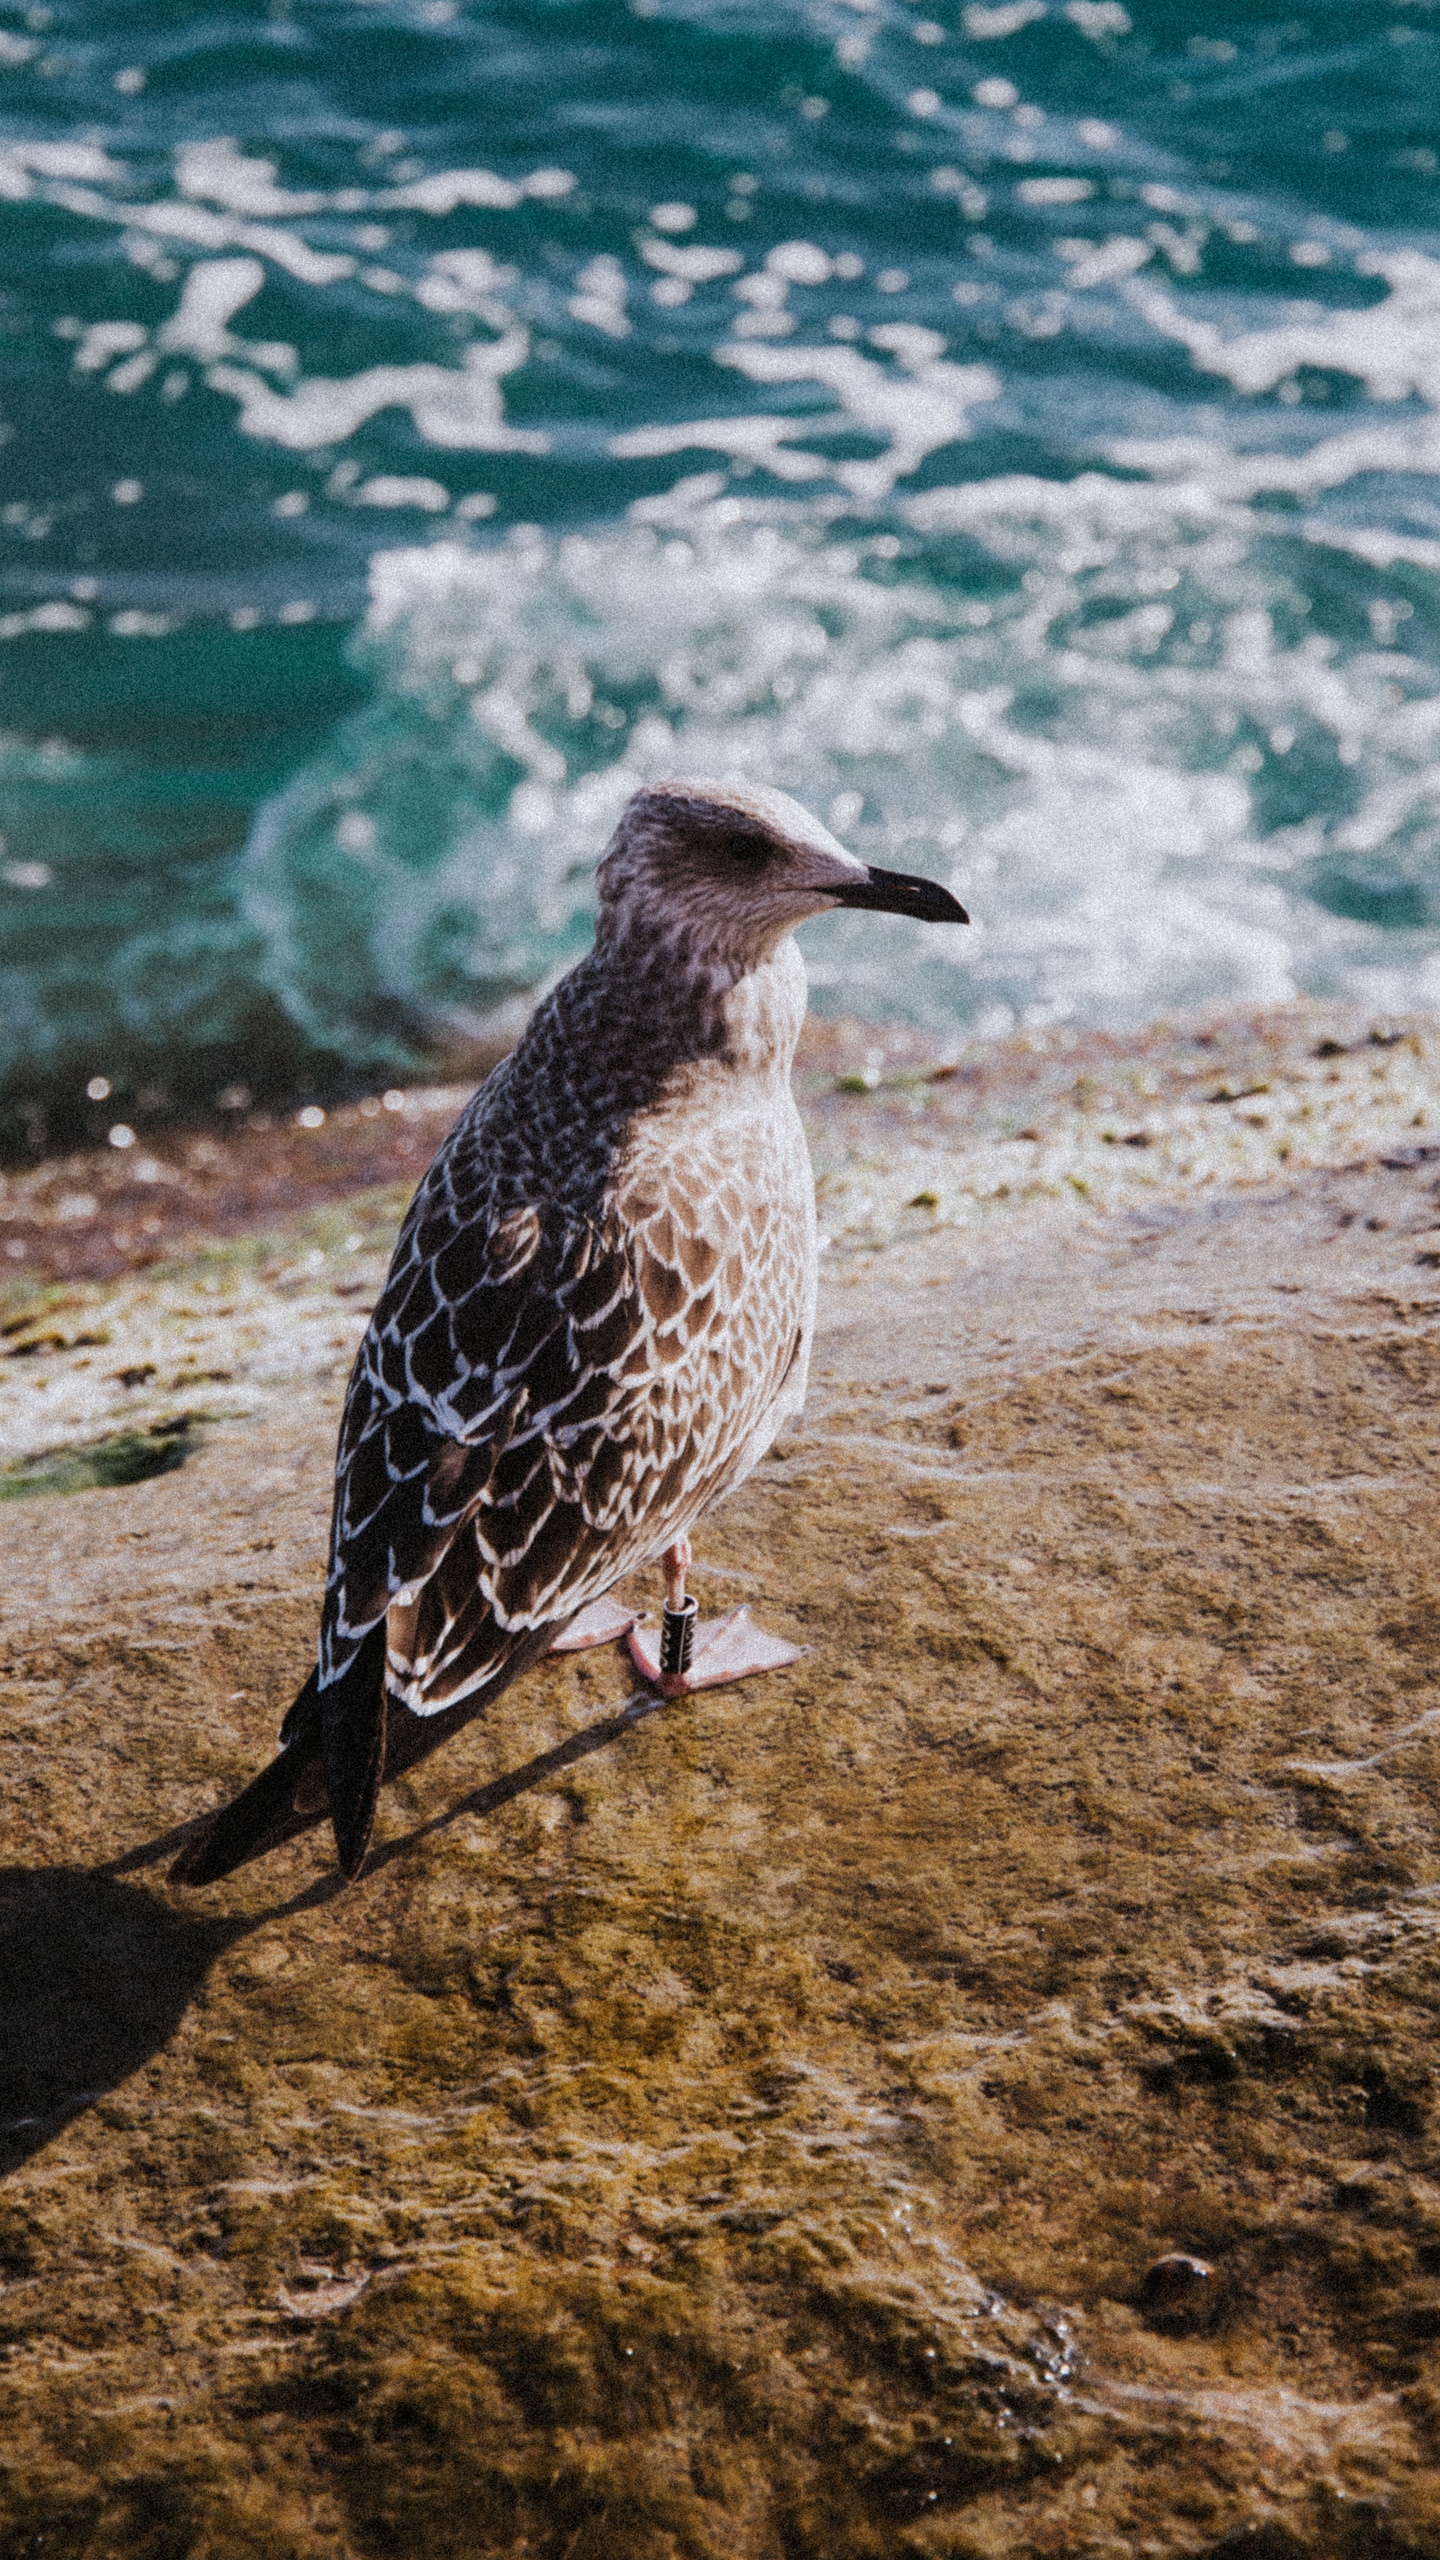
[825,864,970,925]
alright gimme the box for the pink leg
[627,1538,805,1697]
[663,1536,692,1613]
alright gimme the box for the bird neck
[590,912,806,1086]
[716,939,808,1085]
[470,931,806,1218]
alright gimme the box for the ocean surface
[1,0,1438,1134]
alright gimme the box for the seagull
[174,780,968,1887]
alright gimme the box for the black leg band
[660,1595,698,1680]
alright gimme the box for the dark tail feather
[172,1615,557,1891]
[322,1623,389,1880]
[170,1671,323,1887]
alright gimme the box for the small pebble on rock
[1141,2253,1216,2325]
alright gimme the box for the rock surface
[5,1012,1440,2558]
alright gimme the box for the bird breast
[610,1036,817,1469]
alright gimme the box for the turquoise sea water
[1,0,1438,1138]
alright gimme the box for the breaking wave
[241,443,1440,1062]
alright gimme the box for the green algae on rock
[0,1416,198,1502]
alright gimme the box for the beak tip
[827,864,972,925]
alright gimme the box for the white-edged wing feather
[320,1069,809,1716]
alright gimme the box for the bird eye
[725,832,771,865]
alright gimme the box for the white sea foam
[965,3,1046,37]
[570,256,630,338]
[1310,526,1440,576]
[414,249,517,318]
[1016,176,1094,205]
[56,257,299,397]
[158,257,268,359]
[0,603,91,639]
[714,336,1002,499]
[1110,410,1440,505]
[380,167,522,213]
[47,179,358,286]
[1055,234,1152,288]
[1067,1,1131,32]
[175,139,326,218]
[765,241,836,286]
[8,144,568,306]
[236,452,1440,1059]
[0,141,125,196]
[613,415,835,482]
[640,238,746,285]
[355,477,451,510]
[1131,249,1440,406]
[71,320,148,374]
[206,333,546,451]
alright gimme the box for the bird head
[595,779,969,974]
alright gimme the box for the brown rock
[6,1023,1440,2555]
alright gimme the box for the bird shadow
[0,1863,248,2180]
[2,1688,670,2178]
[362,1684,667,1876]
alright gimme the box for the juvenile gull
[175,780,968,1886]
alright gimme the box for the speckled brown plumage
[326,916,815,1717]
[174,779,967,1883]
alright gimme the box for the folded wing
[319,1121,805,1720]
